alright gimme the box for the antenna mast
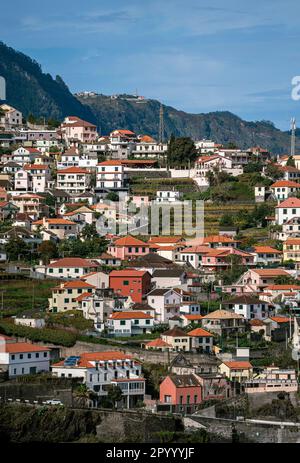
[291,117,296,157]
[159,103,164,144]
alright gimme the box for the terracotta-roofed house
[161,327,190,352]
[187,327,214,353]
[275,197,300,225]
[32,216,77,240]
[237,268,291,291]
[107,311,154,337]
[202,309,246,336]
[0,335,50,377]
[45,257,99,279]
[57,167,91,194]
[52,351,145,408]
[270,180,300,201]
[108,235,150,261]
[252,246,282,266]
[48,280,96,312]
[219,361,253,382]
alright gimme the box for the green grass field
[0,278,58,317]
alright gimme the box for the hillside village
[1,104,300,426]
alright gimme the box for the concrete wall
[59,341,217,365]
[189,415,300,443]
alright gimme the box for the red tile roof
[112,236,148,247]
[188,328,213,337]
[57,167,89,174]
[33,218,76,225]
[270,316,290,323]
[276,197,300,208]
[223,361,253,370]
[253,246,282,254]
[145,338,171,348]
[271,180,300,188]
[109,311,153,320]
[5,342,50,353]
[48,258,98,268]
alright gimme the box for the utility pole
[291,117,296,157]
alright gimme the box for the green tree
[106,191,119,202]
[5,238,30,261]
[219,213,234,227]
[105,384,123,409]
[167,137,196,167]
[286,156,296,167]
[265,163,282,180]
[38,241,58,264]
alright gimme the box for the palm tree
[73,384,95,408]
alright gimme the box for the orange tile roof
[271,180,300,188]
[223,361,253,370]
[98,160,123,166]
[76,291,93,302]
[33,218,76,225]
[145,338,171,348]
[53,280,95,290]
[24,164,50,170]
[113,236,148,247]
[253,268,289,276]
[203,235,239,243]
[110,311,153,320]
[250,319,265,326]
[270,316,290,323]
[57,167,89,174]
[253,246,282,254]
[285,238,300,245]
[182,314,203,320]
[188,328,213,337]
[5,342,50,353]
[276,197,300,208]
[48,258,98,268]
[266,284,300,290]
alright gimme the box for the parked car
[43,399,64,406]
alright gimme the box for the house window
[120,320,126,325]
[123,280,129,286]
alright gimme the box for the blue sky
[1,0,300,129]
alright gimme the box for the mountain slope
[78,93,295,154]
[0,41,296,154]
[0,41,96,123]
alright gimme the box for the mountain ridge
[0,40,297,154]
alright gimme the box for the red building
[159,374,202,414]
[109,269,152,303]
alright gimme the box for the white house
[51,351,145,408]
[275,198,300,225]
[57,167,91,194]
[0,335,50,377]
[107,311,154,337]
[96,160,126,190]
[222,294,271,320]
[0,104,22,128]
[251,246,282,266]
[147,288,182,323]
[155,190,183,203]
[48,280,96,312]
[152,269,187,289]
[270,180,300,201]
[44,257,99,279]
[14,318,45,329]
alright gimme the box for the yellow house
[218,361,253,382]
[161,326,190,352]
[283,238,300,266]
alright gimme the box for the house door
[29,367,37,375]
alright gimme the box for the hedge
[0,320,77,347]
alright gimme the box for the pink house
[201,248,255,272]
[61,116,98,143]
[108,235,150,261]
[159,374,202,414]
